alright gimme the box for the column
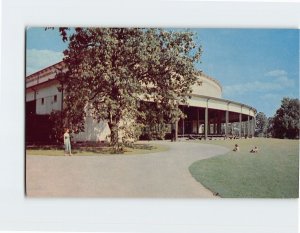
[175,120,178,141]
[252,117,255,137]
[205,107,208,140]
[182,107,185,136]
[213,117,216,135]
[247,115,250,137]
[197,108,199,134]
[218,111,222,134]
[225,110,229,137]
[239,113,242,138]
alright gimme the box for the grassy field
[26,142,169,156]
[189,138,299,198]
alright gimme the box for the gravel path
[26,141,229,198]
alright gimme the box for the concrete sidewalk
[26,141,229,198]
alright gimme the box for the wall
[73,117,111,142]
[188,95,256,117]
[191,74,222,98]
[32,84,62,115]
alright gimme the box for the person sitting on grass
[64,128,72,156]
[233,144,239,152]
[250,146,259,153]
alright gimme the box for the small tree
[138,101,173,140]
[266,117,274,138]
[272,97,300,139]
[49,110,66,144]
[255,112,268,137]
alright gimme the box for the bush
[49,110,66,144]
[139,123,171,140]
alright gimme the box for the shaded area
[26,100,53,144]
[178,106,254,139]
[26,142,168,156]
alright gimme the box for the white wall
[35,84,62,114]
[26,71,57,88]
[26,91,35,102]
[188,95,256,117]
[73,117,111,142]
[192,75,222,98]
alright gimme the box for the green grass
[26,142,169,156]
[189,138,299,198]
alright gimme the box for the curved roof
[196,71,223,91]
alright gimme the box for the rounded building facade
[176,72,256,139]
[25,62,256,143]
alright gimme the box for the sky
[26,27,299,117]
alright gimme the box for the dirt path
[26,141,229,197]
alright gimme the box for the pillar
[252,117,255,137]
[218,111,222,134]
[182,107,185,136]
[243,120,246,137]
[239,113,242,138]
[175,120,178,141]
[247,115,250,137]
[197,108,199,134]
[205,107,208,139]
[225,110,229,137]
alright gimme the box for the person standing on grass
[64,128,72,156]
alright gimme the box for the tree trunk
[108,121,123,153]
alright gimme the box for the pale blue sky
[26,27,299,117]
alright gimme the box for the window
[41,98,44,105]
[54,95,57,102]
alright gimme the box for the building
[25,61,256,143]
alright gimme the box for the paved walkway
[26,141,229,197]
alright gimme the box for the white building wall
[228,103,241,113]
[249,109,256,117]
[242,107,248,115]
[35,84,62,115]
[188,95,256,117]
[191,75,222,98]
[26,91,35,102]
[26,72,57,88]
[187,96,207,108]
[73,117,111,142]
[207,99,228,111]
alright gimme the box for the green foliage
[267,117,274,137]
[57,27,202,151]
[48,110,65,144]
[138,101,174,140]
[255,112,268,137]
[140,123,170,140]
[271,97,299,139]
[49,108,84,144]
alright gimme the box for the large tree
[255,112,268,137]
[271,97,300,139]
[57,28,202,151]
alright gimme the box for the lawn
[189,138,299,198]
[26,142,169,156]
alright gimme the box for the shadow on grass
[26,143,158,155]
